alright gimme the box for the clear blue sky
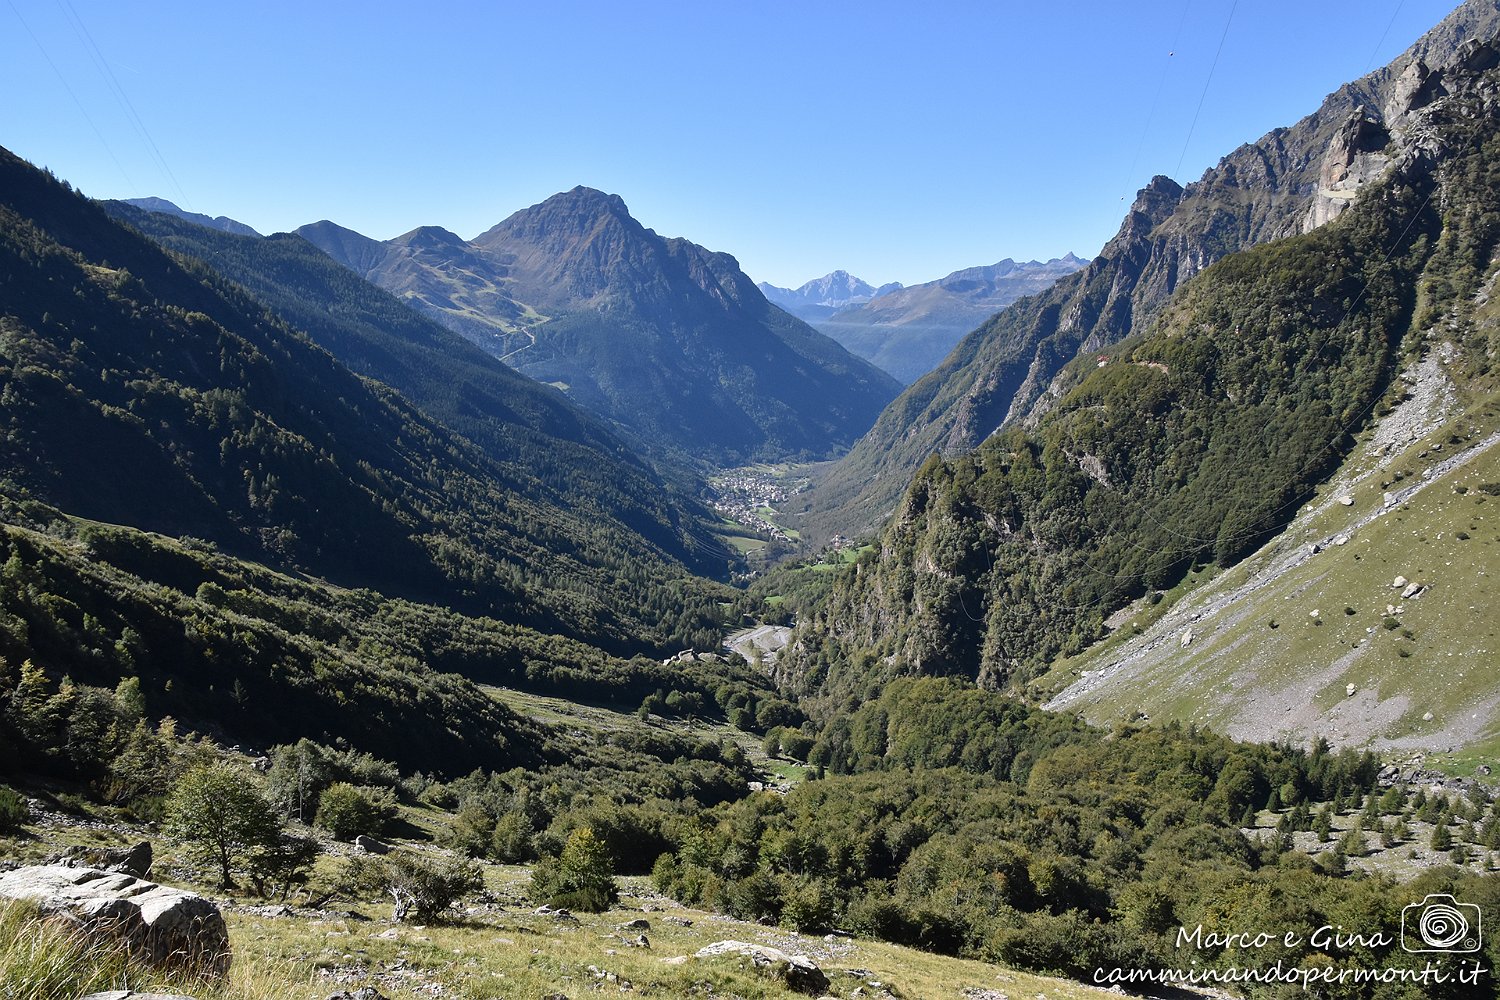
[2,0,1464,287]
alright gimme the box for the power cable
[6,0,136,193]
[1174,0,1239,182]
[54,0,192,209]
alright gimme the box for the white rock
[1393,576,1409,589]
[0,866,229,978]
[1402,583,1425,599]
[693,940,829,994]
[1334,534,1349,545]
[1346,683,1357,696]
[1180,629,1194,648]
[1339,496,1355,506]
[1423,712,1435,722]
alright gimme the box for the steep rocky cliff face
[799,1,1500,543]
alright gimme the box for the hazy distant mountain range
[121,196,262,238]
[762,257,1088,384]
[295,189,900,468]
[757,271,904,323]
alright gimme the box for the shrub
[531,826,618,912]
[315,782,396,841]
[0,785,26,832]
[384,851,483,923]
[247,832,320,902]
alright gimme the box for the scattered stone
[1393,575,1409,589]
[628,933,650,949]
[1339,495,1355,506]
[81,994,198,1000]
[1424,712,1435,722]
[372,927,401,939]
[1180,629,1194,649]
[326,989,389,1000]
[1311,609,1321,619]
[0,865,229,978]
[1334,534,1349,545]
[665,915,694,927]
[1308,543,1322,555]
[694,940,830,995]
[1346,683,1357,697]
[617,918,651,931]
[1402,582,1426,599]
[353,835,390,855]
[1480,765,1493,777]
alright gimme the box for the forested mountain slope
[301,188,901,468]
[0,147,726,655]
[103,203,726,576]
[787,44,1500,719]
[799,0,1500,542]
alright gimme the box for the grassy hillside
[1042,378,1500,754]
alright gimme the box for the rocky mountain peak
[391,225,469,250]
[475,186,640,249]
[1130,175,1186,220]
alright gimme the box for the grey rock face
[694,939,830,994]
[0,865,230,977]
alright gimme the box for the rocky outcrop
[1305,108,1392,229]
[354,835,390,855]
[50,841,153,878]
[694,940,830,995]
[0,865,230,977]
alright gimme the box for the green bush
[384,851,483,923]
[314,782,397,841]
[531,826,618,912]
[0,785,26,831]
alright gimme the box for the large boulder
[0,865,229,977]
[694,939,830,995]
[51,841,153,878]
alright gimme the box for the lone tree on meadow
[531,825,619,912]
[165,761,281,888]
